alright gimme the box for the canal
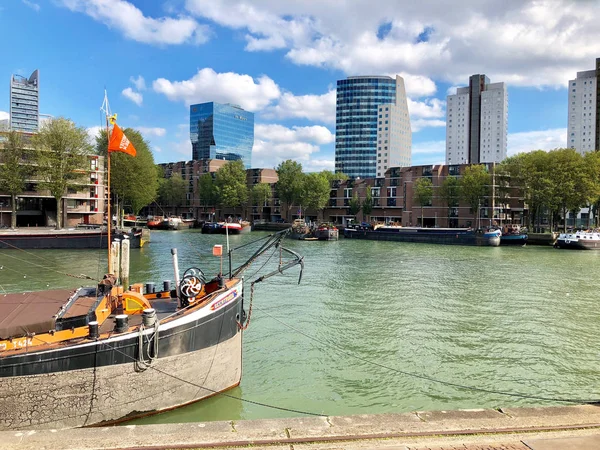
[1,230,599,424]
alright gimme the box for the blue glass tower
[335,76,398,178]
[10,70,39,133]
[190,102,254,168]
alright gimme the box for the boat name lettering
[210,290,238,310]
[1,337,33,350]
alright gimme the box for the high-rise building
[189,102,254,168]
[10,70,39,133]
[446,74,507,165]
[567,58,600,154]
[335,75,411,179]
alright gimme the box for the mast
[101,91,112,274]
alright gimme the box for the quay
[2,405,600,449]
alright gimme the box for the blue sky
[2,0,598,171]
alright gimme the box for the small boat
[343,226,501,246]
[0,229,303,430]
[146,216,164,230]
[313,223,339,241]
[498,225,527,246]
[554,230,600,250]
[201,222,222,234]
[289,219,311,240]
[122,215,147,227]
[147,217,184,231]
[0,227,146,249]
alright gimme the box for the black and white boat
[0,229,303,430]
[554,230,600,250]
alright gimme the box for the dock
[3,405,600,449]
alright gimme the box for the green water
[1,230,599,424]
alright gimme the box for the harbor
[1,231,598,428]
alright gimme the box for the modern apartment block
[567,57,600,154]
[446,74,508,165]
[335,75,411,179]
[190,102,254,168]
[10,70,39,133]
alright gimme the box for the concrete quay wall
[2,404,600,450]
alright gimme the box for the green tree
[158,173,187,207]
[0,131,33,228]
[362,187,373,221]
[348,192,361,217]
[413,177,433,227]
[198,173,217,212]
[252,182,272,219]
[460,165,491,228]
[321,170,349,183]
[214,160,248,215]
[439,176,460,227]
[276,160,304,221]
[302,172,330,220]
[96,128,159,221]
[33,118,91,229]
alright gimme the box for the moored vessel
[313,223,339,241]
[554,230,600,250]
[0,227,145,249]
[343,226,501,246]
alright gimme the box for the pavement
[2,405,600,450]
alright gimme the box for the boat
[146,216,164,229]
[201,222,222,234]
[554,230,600,250]
[313,223,339,241]
[202,221,251,235]
[147,216,185,231]
[0,229,303,430]
[123,215,147,227]
[343,226,501,246]
[0,227,146,249]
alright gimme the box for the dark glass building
[10,70,39,133]
[335,76,399,178]
[190,102,254,168]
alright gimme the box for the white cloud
[154,146,162,153]
[0,111,9,121]
[411,119,446,133]
[411,140,446,165]
[169,139,192,157]
[135,126,166,137]
[252,123,333,169]
[122,87,143,106]
[407,98,445,119]
[184,0,600,88]
[130,75,146,91]
[262,90,335,124]
[86,126,103,145]
[153,68,281,111]
[59,0,210,45]
[399,73,437,97]
[22,0,40,12]
[508,128,567,156]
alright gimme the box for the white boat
[554,230,600,250]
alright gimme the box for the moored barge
[343,226,501,246]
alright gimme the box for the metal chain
[237,282,255,330]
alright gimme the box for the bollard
[120,239,130,291]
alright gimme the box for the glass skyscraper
[10,70,39,133]
[190,102,254,168]
[335,76,410,179]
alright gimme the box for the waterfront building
[190,102,254,168]
[446,75,508,165]
[567,57,600,154]
[335,75,411,179]
[10,70,39,133]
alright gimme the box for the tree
[348,192,361,217]
[439,176,460,226]
[413,177,433,227]
[362,187,373,222]
[321,170,349,183]
[158,173,187,207]
[276,160,304,221]
[198,173,217,211]
[302,172,330,220]
[460,165,491,228]
[96,128,159,221]
[33,118,91,229]
[0,131,33,228]
[214,160,248,216]
[252,182,272,219]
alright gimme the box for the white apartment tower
[446,74,508,165]
[375,77,412,177]
[567,58,600,154]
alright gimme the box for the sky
[1,0,599,172]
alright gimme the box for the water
[1,230,599,424]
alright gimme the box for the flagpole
[106,114,112,274]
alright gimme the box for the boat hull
[0,229,143,249]
[500,234,528,246]
[343,228,500,246]
[555,238,600,250]
[0,290,243,430]
[314,229,339,241]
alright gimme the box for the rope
[136,317,160,371]
[253,305,600,405]
[237,283,255,330]
[0,251,97,281]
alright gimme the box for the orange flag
[108,123,136,156]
